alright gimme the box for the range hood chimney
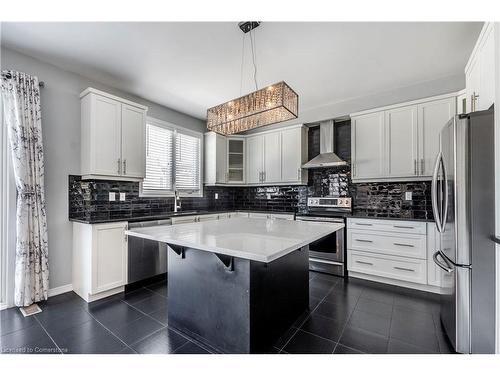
[302,120,347,169]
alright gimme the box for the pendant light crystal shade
[207,81,298,135]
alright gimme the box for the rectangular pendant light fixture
[207,81,299,135]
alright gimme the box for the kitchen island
[126,217,344,353]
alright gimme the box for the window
[141,118,203,197]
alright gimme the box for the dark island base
[167,245,310,353]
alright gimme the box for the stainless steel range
[296,197,351,276]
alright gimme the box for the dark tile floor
[0,272,456,354]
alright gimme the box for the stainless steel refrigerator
[431,106,496,354]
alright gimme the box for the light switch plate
[120,192,126,201]
[108,192,116,201]
[266,193,271,200]
[405,191,412,201]
[214,193,219,200]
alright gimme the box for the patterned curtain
[1,70,49,306]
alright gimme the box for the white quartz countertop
[125,217,344,263]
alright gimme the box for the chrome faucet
[174,190,181,213]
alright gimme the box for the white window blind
[141,119,202,196]
[142,123,174,192]
[175,132,201,191]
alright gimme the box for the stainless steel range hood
[302,120,347,169]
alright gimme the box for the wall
[1,47,206,290]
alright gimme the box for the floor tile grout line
[85,312,137,353]
[143,285,168,299]
[33,315,64,354]
[121,299,167,328]
[123,295,215,353]
[332,285,366,354]
[82,303,150,353]
[281,279,340,351]
[127,326,166,349]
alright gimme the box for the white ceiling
[1,22,482,120]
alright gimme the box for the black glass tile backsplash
[351,181,432,220]
[68,175,304,222]
[69,120,432,223]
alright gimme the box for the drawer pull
[355,223,373,226]
[393,242,414,248]
[393,225,415,229]
[355,239,373,243]
[394,266,415,272]
[356,260,374,266]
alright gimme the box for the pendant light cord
[249,26,258,91]
[239,32,245,96]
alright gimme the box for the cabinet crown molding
[80,87,148,111]
[350,91,461,118]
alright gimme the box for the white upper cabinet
[204,132,228,184]
[351,112,385,180]
[81,88,147,180]
[204,125,307,186]
[85,94,122,177]
[246,135,264,184]
[351,93,457,182]
[281,127,308,183]
[385,105,418,178]
[263,132,282,183]
[216,134,228,183]
[465,22,495,112]
[417,97,456,176]
[121,104,146,178]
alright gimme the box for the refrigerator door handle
[441,155,449,231]
[433,251,453,273]
[431,151,444,233]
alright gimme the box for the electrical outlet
[214,193,219,200]
[405,191,412,201]
[266,193,271,200]
[120,192,126,201]
[108,192,116,201]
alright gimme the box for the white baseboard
[48,284,73,297]
[349,271,444,294]
[0,284,74,310]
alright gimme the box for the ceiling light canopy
[206,22,299,135]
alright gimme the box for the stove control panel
[307,197,352,209]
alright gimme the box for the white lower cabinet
[73,221,128,302]
[348,251,427,285]
[347,218,443,293]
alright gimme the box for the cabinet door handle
[393,225,415,229]
[393,242,414,248]
[355,239,373,243]
[394,266,415,272]
[356,260,373,266]
[117,159,121,174]
[123,159,127,175]
[297,168,301,181]
[420,159,425,175]
[263,171,266,182]
[355,223,373,226]
[414,159,417,175]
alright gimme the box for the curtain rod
[1,72,45,88]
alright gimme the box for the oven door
[296,217,345,263]
[308,231,344,262]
